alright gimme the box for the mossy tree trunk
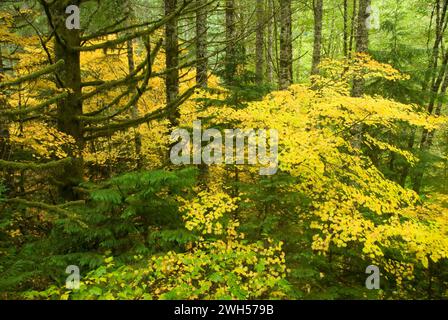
[49,0,84,200]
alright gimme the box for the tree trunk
[0,45,8,161]
[279,0,292,89]
[50,0,84,200]
[165,0,180,126]
[273,0,280,80]
[225,0,237,84]
[256,0,265,84]
[266,0,274,84]
[126,1,143,169]
[196,0,208,88]
[343,0,348,56]
[348,0,357,58]
[311,0,324,75]
[127,39,143,167]
[351,0,370,97]
[0,45,3,78]
[0,45,13,194]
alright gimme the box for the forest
[0,0,447,300]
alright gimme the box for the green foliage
[0,168,198,297]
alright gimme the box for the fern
[0,168,198,296]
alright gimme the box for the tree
[256,0,265,84]
[311,0,323,75]
[279,0,292,89]
[343,0,349,56]
[48,0,84,200]
[352,0,370,97]
[225,0,237,84]
[266,0,275,83]
[196,0,208,87]
[0,0,196,201]
[165,0,180,126]
[126,0,143,168]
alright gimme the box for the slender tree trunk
[0,45,3,78]
[0,45,15,195]
[237,9,247,73]
[0,45,7,161]
[273,0,280,80]
[266,0,274,84]
[50,0,84,200]
[297,25,304,80]
[196,0,208,88]
[311,0,324,75]
[399,128,416,186]
[126,40,143,167]
[225,0,237,84]
[256,0,265,84]
[425,75,447,150]
[351,0,370,97]
[195,0,209,182]
[279,0,292,89]
[348,0,357,57]
[343,0,348,56]
[348,0,370,149]
[0,45,11,165]
[126,1,142,168]
[165,0,180,126]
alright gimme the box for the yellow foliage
[10,122,77,159]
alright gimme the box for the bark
[399,128,416,187]
[196,0,208,88]
[356,0,369,53]
[279,0,292,89]
[424,74,448,154]
[0,45,13,194]
[343,0,348,56]
[165,0,180,126]
[256,0,265,84]
[351,0,370,97]
[0,45,3,77]
[273,0,280,77]
[311,0,324,75]
[127,39,143,168]
[126,0,143,169]
[237,8,248,72]
[349,0,357,57]
[266,0,274,83]
[0,45,9,161]
[49,0,84,200]
[225,0,237,84]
